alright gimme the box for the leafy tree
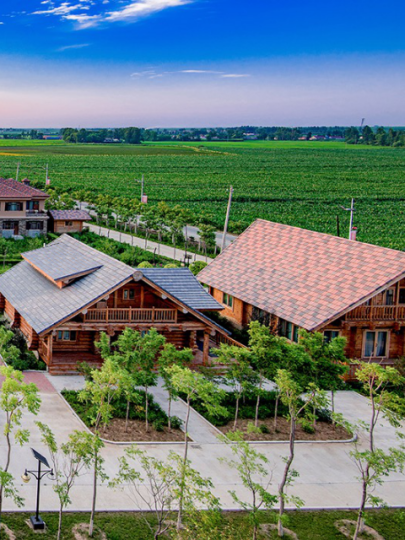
[212,345,258,430]
[299,330,347,426]
[0,366,41,523]
[157,343,193,431]
[112,446,177,539]
[348,362,405,539]
[36,423,94,540]
[275,369,326,537]
[219,431,276,540]
[166,365,226,530]
[78,358,124,537]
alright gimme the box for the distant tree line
[345,126,405,147]
[60,127,141,144]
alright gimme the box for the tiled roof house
[198,219,405,372]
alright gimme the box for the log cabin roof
[49,210,91,221]
[197,219,405,331]
[0,234,222,335]
[140,267,222,311]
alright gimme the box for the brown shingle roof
[0,178,49,199]
[197,219,405,331]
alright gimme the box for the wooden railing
[214,332,248,349]
[39,339,50,363]
[84,308,177,324]
[346,305,405,321]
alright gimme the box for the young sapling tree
[0,366,41,524]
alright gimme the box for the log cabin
[0,178,49,238]
[0,234,234,374]
[48,210,91,234]
[198,219,405,378]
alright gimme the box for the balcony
[26,210,48,217]
[346,305,405,321]
[83,308,178,324]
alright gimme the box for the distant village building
[0,235,233,374]
[0,178,49,238]
[49,209,91,234]
[198,219,405,377]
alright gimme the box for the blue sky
[0,1,404,127]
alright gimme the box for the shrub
[137,261,153,268]
[153,419,165,432]
[301,419,315,434]
[189,260,207,275]
[170,416,183,430]
[259,424,270,434]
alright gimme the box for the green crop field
[0,139,405,249]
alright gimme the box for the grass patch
[0,509,403,539]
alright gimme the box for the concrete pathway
[88,223,213,264]
[2,377,405,512]
[149,378,221,444]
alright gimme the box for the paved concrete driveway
[1,377,404,512]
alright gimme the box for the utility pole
[221,185,234,252]
[340,198,355,239]
[16,162,20,182]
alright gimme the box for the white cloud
[220,73,251,78]
[106,0,191,23]
[180,69,221,74]
[32,0,193,29]
[57,43,89,51]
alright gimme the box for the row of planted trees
[44,187,219,255]
[0,322,404,539]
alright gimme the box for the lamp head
[21,470,31,484]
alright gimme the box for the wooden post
[48,333,53,367]
[202,331,210,366]
[140,286,144,308]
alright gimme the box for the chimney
[22,178,30,185]
[350,226,358,241]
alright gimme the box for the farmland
[0,140,405,249]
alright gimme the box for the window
[26,200,40,211]
[57,330,77,341]
[5,202,22,211]
[65,221,73,227]
[399,288,405,305]
[2,221,17,230]
[123,289,135,300]
[223,292,233,308]
[385,289,395,305]
[26,221,43,230]
[324,330,340,343]
[279,319,299,343]
[363,330,388,358]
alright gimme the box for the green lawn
[0,509,403,539]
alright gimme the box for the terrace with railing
[83,307,178,324]
[346,305,405,321]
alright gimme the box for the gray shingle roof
[140,267,223,311]
[22,243,102,282]
[49,210,91,221]
[0,235,222,335]
[0,235,133,335]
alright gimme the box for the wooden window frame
[65,221,73,227]
[323,330,340,343]
[123,289,135,301]
[57,330,77,342]
[223,292,233,309]
[399,287,405,305]
[362,329,390,359]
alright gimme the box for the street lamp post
[22,448,54,530]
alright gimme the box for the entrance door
[13,222,19,235]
